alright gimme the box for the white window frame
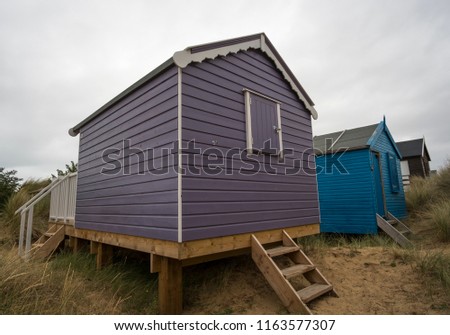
[243,88,283,157]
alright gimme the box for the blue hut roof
[314,121,402,158]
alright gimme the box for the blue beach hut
[313,120,407,234]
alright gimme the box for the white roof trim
[330,129,346,150]
[172,35,318,120]
[422,136,425,157]
[173,39,261,67]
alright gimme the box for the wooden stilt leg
[70,237,88,253]
[73,237,80,253]
[158,256,182,314]
[90,241,99,255]
[96,243,113,270]
[69,236,75,249]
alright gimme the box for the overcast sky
[1,0,449,181]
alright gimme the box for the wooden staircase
[251,230,338,314]
[376,212,413,248]
[29,224,65,259]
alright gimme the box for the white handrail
[17,172,77,258]
[15,178,59,215]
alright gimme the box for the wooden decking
[64,223,319,260]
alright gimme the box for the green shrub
[0,167,21,210]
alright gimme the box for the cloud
[0,0,449,181]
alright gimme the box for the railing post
[63,178,69,223]
[25,205,34,258]
[18,210,26,256]
[16,173,78,258]
[54,183,60,220]
[49,187,55,221]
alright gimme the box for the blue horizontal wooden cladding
[316,123,407,235]
[371,129,407,219]
[181,50,319,241]
[74,65,179,241]
[317,149,378,234]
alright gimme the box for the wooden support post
[74,237,81,253]
[96,243,113,270]
[69,236,89,253]
[158,256,182,314]
[90,241,99,255]
[150,253,162,273]
[68,236,75,249]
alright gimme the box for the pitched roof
[69,33,316,136]
[396,138,431,160]
[313,124,379,154]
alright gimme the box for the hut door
[249,93,280,154]
[372,152,386,217]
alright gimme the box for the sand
[183,245,449,315]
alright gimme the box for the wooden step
[297,284,333,304]
[377,214,412,248]
[281,264,315,279]
[32,226,65,260]
[252,231,337,314]
[387,220,397,225]
[266,245,299,257]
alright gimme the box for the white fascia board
[422,136,425,158]
[173,35,318,120]
[259,35,318,120]
[173,39,261,67]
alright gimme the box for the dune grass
[405,176,438,212]
[0,246,158,314]
[394,164,450,296]
[1,165,450,314]
[1,178,51,243]
[416,252,450,292]
[427,200,450,242]
[297,233,396,255]
[406,163,450,242]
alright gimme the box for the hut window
[387,153,400,193]
[244,89,283,155]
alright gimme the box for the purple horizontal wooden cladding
[181,49,319,241]
[73,48,319,242]
[74,66,179,241]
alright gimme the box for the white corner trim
[177,67,182,243]
[172,35,318,120]
[244,90,253,155]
